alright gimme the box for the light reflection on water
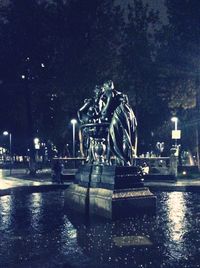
[164,191,189,263]
[0,190,199,267]
[0,195,12,229]
[166,192,187,242]
[30,192,42,230]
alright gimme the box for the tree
[117,0,167,153]
[0,0,168,157]
[157,0,200,161]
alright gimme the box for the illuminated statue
[78,85,102,162]
[78,81,137,166]
[65,81,156,221]
[100,80,137,165]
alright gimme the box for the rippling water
[0,190,200,267]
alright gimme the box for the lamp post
[3,131,12,175]
[171,116,178,147]
[71,119,77,159]
[34,137,40,162]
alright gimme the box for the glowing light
[0,147,6,154]
[71,119,77,125]
[34,138,39,144]
[34,138,40,149]
[3,131,9,136]
[171,116,178,123]
[21,75,26,79]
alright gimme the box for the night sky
[0,0,198,156]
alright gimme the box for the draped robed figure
[99,81,137,165]
[77,81,137,166]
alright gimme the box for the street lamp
[171,117,178,130]
[34,137,40,149]
[71,119,77,159]
[3,131,12,175]
[171,116,178,147]
[34,137,40,162]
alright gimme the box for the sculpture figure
[100,81,137,165]
[78,81,137,166]
[65,81,156,220]
[78,85,102,162]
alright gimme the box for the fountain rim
[1,184,200,198]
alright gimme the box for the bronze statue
[78,81,137,166]
[100,81,137,165]
[78,85,102,162]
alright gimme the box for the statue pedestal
[64,165,156,219]
[75,165,144,189]
[89,187,156,219]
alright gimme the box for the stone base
[64,184,156,219]
[64,184,89,214]
[90,187,156,219]
[75,165,144,189]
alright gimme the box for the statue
[65,80,156,220]
[78,85,102,162]
[78,81,137,166]
[78,85,101,124]
[99,80,137,165]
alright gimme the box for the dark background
[0,0,199,157]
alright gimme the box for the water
[0,190,200,267]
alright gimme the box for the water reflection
[165,192,188,262]
[0,195,12,229]
[0,191,199,267]
[166,192,187,241]
[63,210,157,267]
[30,193,42,230]
[113,235,153,247]
[60,216,82,258]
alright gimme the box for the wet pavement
[1,168,200,195]
[0,169,71,196]
[1,169,200,267]
[0,190,200,267]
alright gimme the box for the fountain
[64,81,156,219]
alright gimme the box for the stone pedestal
[64,165,156,219]
[89,187,156,219]
[64,184,89,214]
[75,165,144,189]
